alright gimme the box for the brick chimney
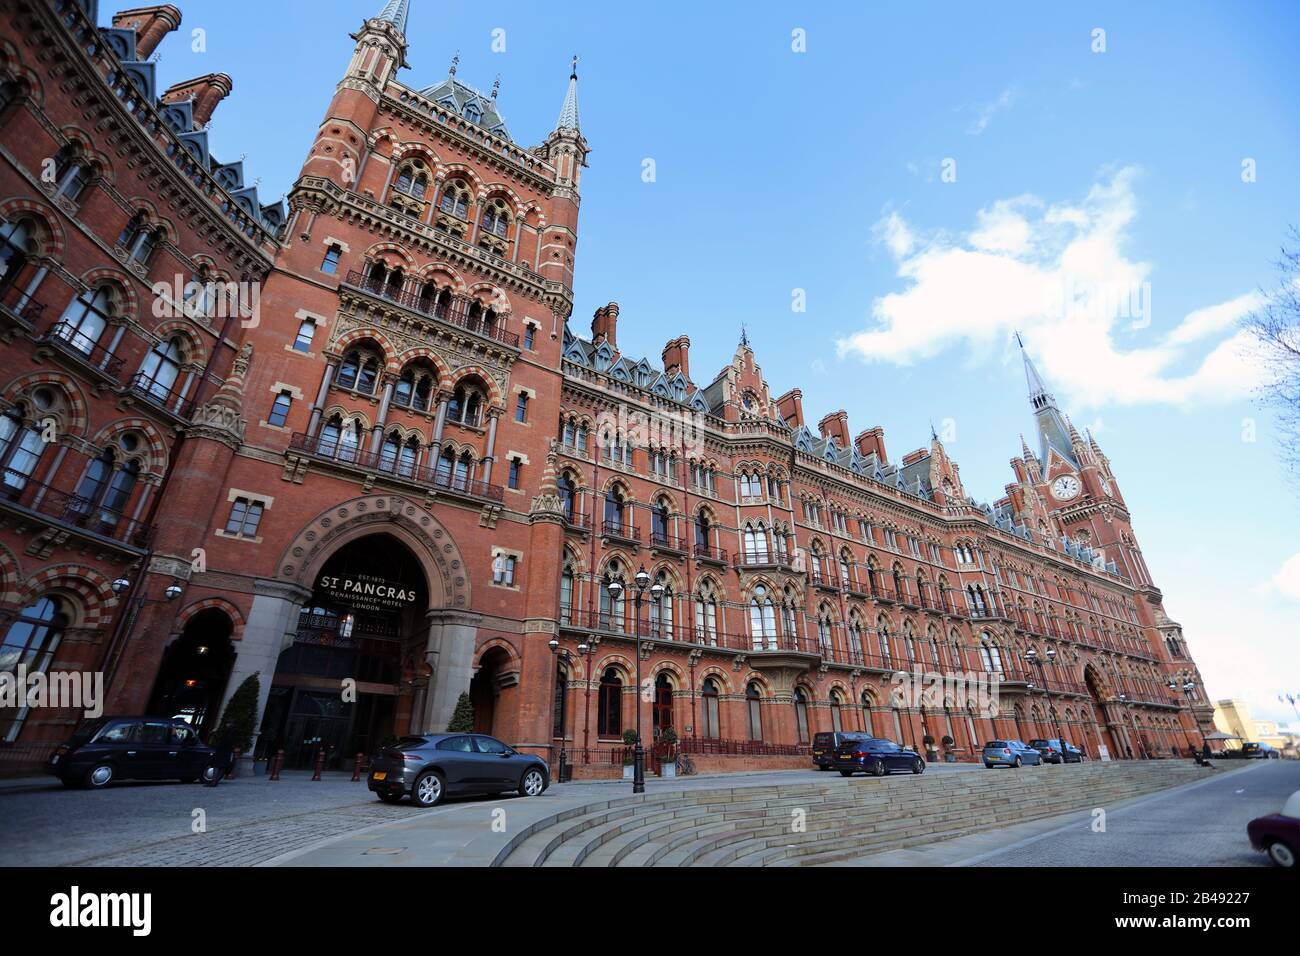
[591,301,619,350]
[855,427,888,463]
[818,410,850,447]
[111,4,182,60]
[661,335,690,379]
[902,448,929,466]
[161,73,234,128]
[775,389,804,428]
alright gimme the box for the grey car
[367,732,549,807]
[982,739,1044,768]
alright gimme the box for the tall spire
[555,55,580,131]
[1016,333,1077,468]
[375,0,410,34]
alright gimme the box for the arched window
[694,511,711,549]
[839,550,854,589]
[137,336,184,400]
[794,687,810,743]
[651,498,670,543]
[861,692,875,735]
[979,634,1003,675]
[1,595,70,740]
[649,571,673,639]
[743,522,768,560]
[319,415,363,463]
[847,614,864,663]
[478,198,511,253]
[781,585,799,641]
[56,286,114,354]
[335,348,381,395]
[701,677,721,739]
[597,667,622,737]
[749,584,777,650]
[453,452,472,490]
[746,681,763,741]
[0,218,34,293]
[393,162,429,200]
[559,563,575,625]
[448,383,484,426]
[816,609,833,655]
[878,618,892,663]
[558,471,577,521]
[599,560,626,633]
[603,486,626,531]
[830,692,844,733]
[438,180,471,220]
[0,405,47,492]
[694,581,719,645]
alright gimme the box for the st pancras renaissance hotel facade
[0,0,1216,775]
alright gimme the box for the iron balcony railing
[127,372,194,418]
[40,321,126,380]
[0,469,153,548]
[692,543,728,564]
[0,282,46,325]
[287,432,504,502]
[343,270,520,347]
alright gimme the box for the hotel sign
[316,573,418,612]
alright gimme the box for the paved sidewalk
[824,761,1271,867]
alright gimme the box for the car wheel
[85,762,114,788]
[377,792,404,804]
[201,764,220,785]
[412,769,445,808]
[838,769,854,777]
[871,759,886,777]
[519,767,547,798]
[1266,840,1296,868]
[1013,757,1022,768]
[912,758,924,774]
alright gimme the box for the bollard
[227,748,241,780]
[311,746,324,781]
[351,752,364,782]
[269,749,284,781]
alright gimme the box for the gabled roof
[419,75,511,140]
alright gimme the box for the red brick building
[0,0,1214,774]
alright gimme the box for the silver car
[982,739,1044,768]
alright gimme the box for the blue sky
[157,1,1299,726]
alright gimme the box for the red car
[1246,789,1300,868]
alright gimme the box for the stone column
[306,360,337,437]
[419,608,481,733]
[480,408,501,485]
[368,376,395,454]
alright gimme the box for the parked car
[46,716,218,788]
[1029,738,1083,764]
[812,731,870,770]
[367,733,549,807]
[1240,742,1279,760]
[982,739,1044,768]
[1247,789,1300,868]
[833,737,924,777]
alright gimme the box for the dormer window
[463,103,481,123]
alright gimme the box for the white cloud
[966,88,1016,136]
[838,167,1262,409]
[1264,552,1300,601]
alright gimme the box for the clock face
[1050,475,1081,501]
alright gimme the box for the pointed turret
[1016,334,1077,468]
[375,0,410,34]
[555,55,581,131]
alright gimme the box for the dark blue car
[833,737,925,777]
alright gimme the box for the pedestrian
[205,723,239,787]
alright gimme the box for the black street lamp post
[548,635,594,783]
[605,565,662,794]
[1025,647,1071,762]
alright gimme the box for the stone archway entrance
[146,608,236,735]
[228,494,478,764]
[1084,665,1125,759]
[469,644,520,739]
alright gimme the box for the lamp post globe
[111,577,131,595]
[164,583,183,601]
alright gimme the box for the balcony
[126,372,194,420]
[0,470,152,550]
[287,432,503,502]
[809,570,840,593]
[342,271,520,348]
[648,530,687,557]
[692,544,728,566]
[38,322,125,382]
[0,282,46,332]
[558,609,820,658]
[562,510,592,534]
[733,548,794,571]
[599,519,640,546]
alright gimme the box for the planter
[659,762,676,778]
[925,748,939,763]
[622,764,634,779]
[943,751,957,763]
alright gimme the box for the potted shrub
[922,734,938,762]
[621,729,639,779]
[941,734,957,762]
[659,728,679,777]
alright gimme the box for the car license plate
[371,771,387,781]
[813,751,823,757]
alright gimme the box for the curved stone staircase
[493,761,1215,867]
